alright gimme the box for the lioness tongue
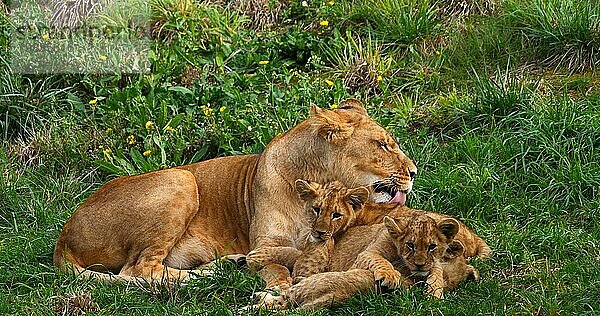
[389,191,407,205]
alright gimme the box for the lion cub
[246,180,369,283]
[291,179,369,282]
[353,214,479,299]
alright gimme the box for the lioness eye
[332,212,342,219]
[379,141,390,152]
[428,244,437,251]
[406,242,415,251]
[312,206,321,215]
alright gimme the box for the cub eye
[331,212,342,219]
[312,206,321,215]
[428,244,437,251]
[405,242,415,251]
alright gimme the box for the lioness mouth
[372,181,408,205]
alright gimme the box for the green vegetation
[1,0,599,314]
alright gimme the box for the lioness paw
[374,268,402,289]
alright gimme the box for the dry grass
[230,0,285,30]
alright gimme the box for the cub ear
[338,98,367,115]
[347,187,370,210]
[295,179,319,201]
[444,240,465,259]
[310,104,355,142]
[438,218,459,242]
[383,216,403,239]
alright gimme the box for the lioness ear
[309,103,322,117]
[295,179,318,201]
[347,187,370,210]
[445,240,465,259]
[438,218,459,242]
[384,216,403,239]
[338,98,367,115]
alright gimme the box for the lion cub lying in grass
[246,180,370,285]
[250,180,489,309]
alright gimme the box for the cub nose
[414,263,425,270]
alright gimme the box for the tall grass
[507,0,600,73]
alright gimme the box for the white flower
[302,1,308,7]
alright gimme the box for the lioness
[53,99,417,284]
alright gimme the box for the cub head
[309,99,417,205]
[383,215,459,275]
[295,179,370,243]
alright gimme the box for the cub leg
[246,246,303,270]
[289,269,375,310]
[425,264,445,299]
[258,263,293,293]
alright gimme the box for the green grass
[1,0,600,314]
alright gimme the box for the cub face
[295,180,369,242]
[383,215,459,275]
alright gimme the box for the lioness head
[383,215,459,275]
[295,179,370,243]
[309,99,417,205]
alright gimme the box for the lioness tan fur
[54,99,417,284]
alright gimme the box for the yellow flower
[325,79,334,86]
[319,20,329,27]
[103,148,112,155]
[166,126,174,132]
[127,135,136,145]
[105,128,113,133]
[42,34,49,40]
[220,106,227,113]
[246,108,253,113]
[145,121,154,129]
[98,145,104,149]
[330,103,338,109]
[377,75,383,82]
[99,55,107,61]
[328,1,335,5]
[89,99,98,105]
[435,50,441,56]
[203,107,214,116]
[143,150,152,156]
[259,60,269,65]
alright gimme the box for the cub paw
[246,249,274,270]
[425,286,444,299]
[374,268,402,289]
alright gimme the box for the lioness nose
[415,263,425,270]
[409,170,416,181]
